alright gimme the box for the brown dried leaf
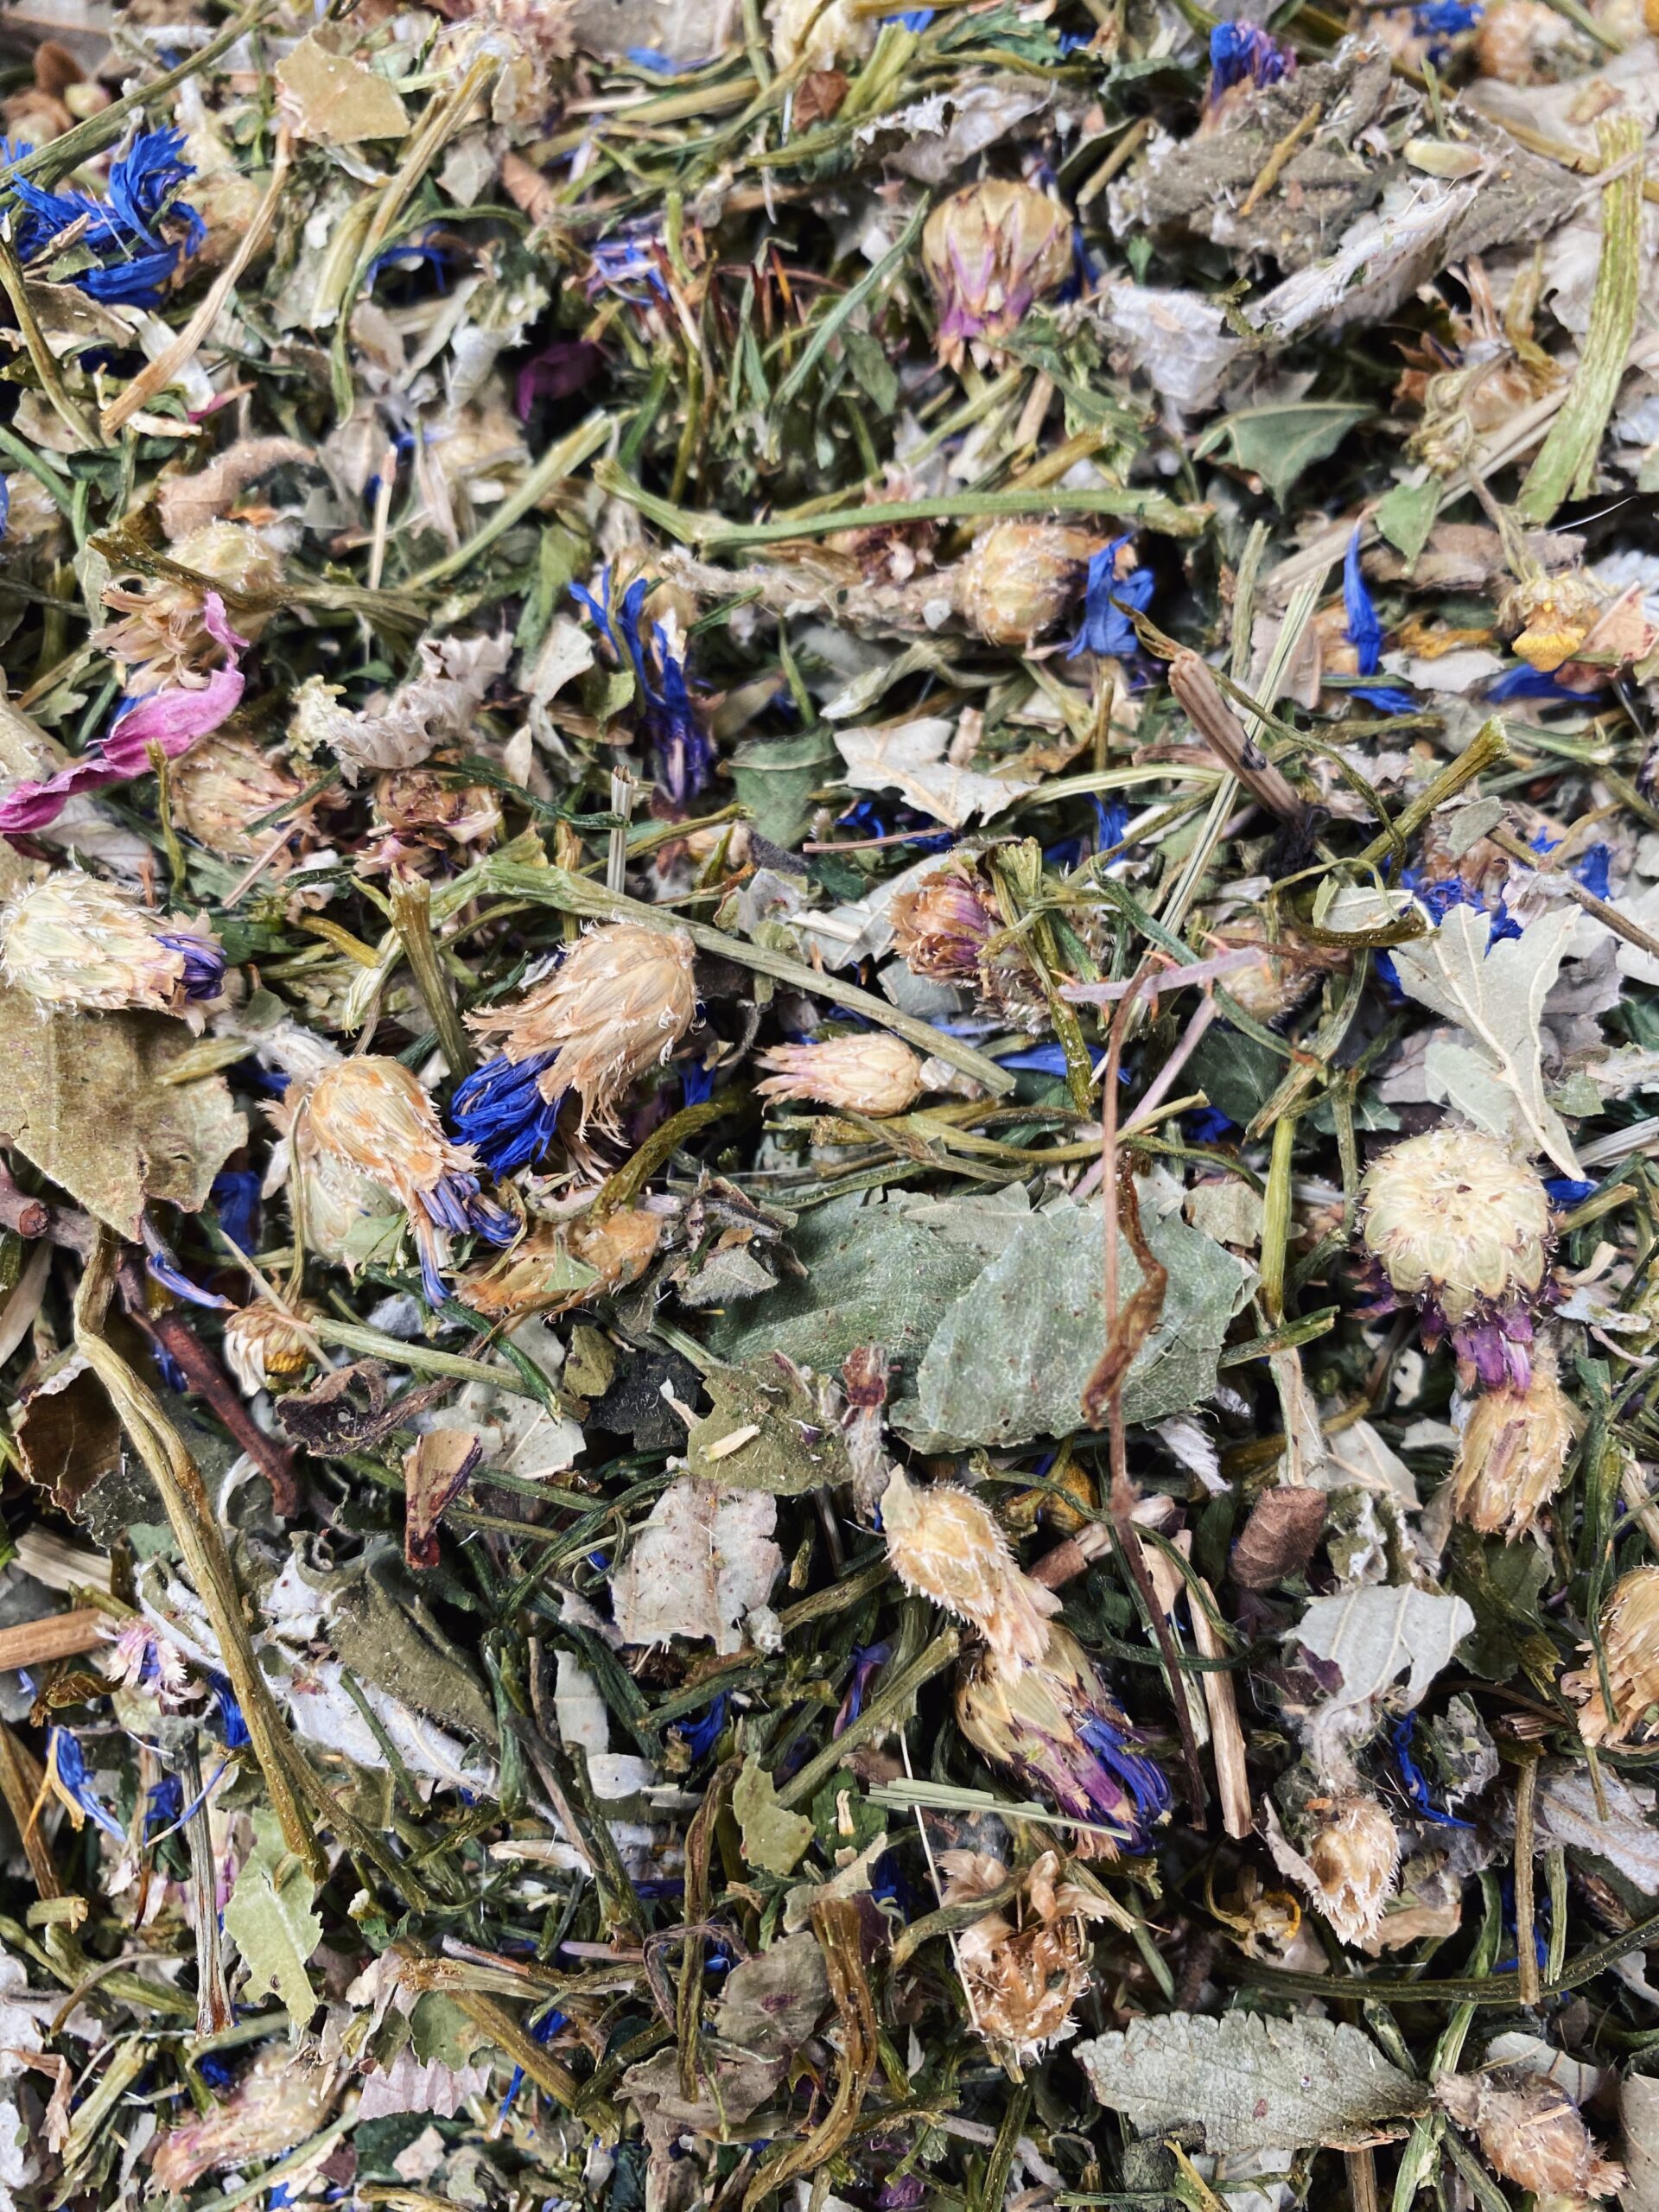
[1230,1486,1327,1590]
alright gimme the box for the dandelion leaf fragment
[906,1202,1253,1447]
[224,1812,323,2031]
[1076,2012,1427,2152]
[733,1755,814,1876]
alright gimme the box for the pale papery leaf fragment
[1390,905,1583,1174]
[610,1478,782,1654]
[1075,2012,1427,2152]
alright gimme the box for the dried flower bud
[943,1847,1116,2057]
[170,733,304,861]
[954,523,1094,647]
[922,181,1072,370]
[767,0,874,72]
[1563,1564,1659,1745]
[756,1033,925,1118]
[882,1465,1058,1667]
[98,519,281,687]
[371,766,502,863]
[151,2049,340,2192]
[1207,919,1344,1023]
[1300,1790,1401,1946]
[460,922,696,1173]
[1359,1128,1553,1388]
[222,1303,318,1395]
[1450,1345,1575,1539]
[0,871,227,1027]
[1498,570,1605,672]
[890,863,999,982]
[461,1208,663,1320]
[957,1624,1170,1858]
[1436,2069,1624,2203]
[306,1057,515,1306]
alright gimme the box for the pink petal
[101,664,245,772]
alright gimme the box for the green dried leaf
[0,988,245,1239]
[1076,2012,1427,2152]
[684,1362,852,1495]
[705,1195,983,1383]
[1373,478,1441,568]
[1199,404,1371,504]
[734,1754,814,1876]
[224,1810,322,2031]
[906,1202,1254,1448]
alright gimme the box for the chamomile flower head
[305,1056,516,1306]
[0,871,227,1027]
[755,1033,925,1119]
[222,1304,318,1397]
[1359,1128,1553,1387]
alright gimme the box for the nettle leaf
[733,1756,814,1877]
[1198,403,1371,504]
[1372,477,1441,569]
[1076,2012,1427,2152]
[1392,904,1583,1175]
[223,1811,322,2032]
[905,1201,1254,1448]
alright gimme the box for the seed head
[306,1057,515,1306]
[890,863,999,982]
[467,921,696,1140]
[882,1466,1057,1667]
[0,870,227,1027]
[1450,1345,1575,1539]
[942,1847,1115,2058]
[1299,1790,1401,1946]
[170,734,304,861]
[1359,1128,1553,1386]
[956,1624,1170,1858]
[1563,1564,1659,1745]
[922,181,1072,370]
[1436,2069,1624,2204]
[222,1304,318,1396]
[756,1033,925,1118]
[955,522,1094,647]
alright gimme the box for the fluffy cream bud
[756,1033,925,1117]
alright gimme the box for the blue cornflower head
[6,127,203,308]
[1344,528,1383,677]
[1067,535,1155,660]
[48,1726,127,1843]
[1208,21,1293,98]
[450,1050,564,1178]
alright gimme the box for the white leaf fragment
[1291,1584,1473,1772]
[835,717,1042,829]
[611,1478,782,1655]
[1391,905,1583,1175]
[1075,2012,1427,2152]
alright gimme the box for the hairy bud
[0,870,226,1027]
[1299,1791,1401,1946]
[1436,2069,1624,2204]
[756,1033,925,1117]
[890,862,999,982]
[955,522,1094,647]
[1564,1564,1659,1746]
[1450,1345,1575,1538]
[882,1465,1058,1666]
[922,181,1072,370]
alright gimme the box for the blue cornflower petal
[1352,685,1419,715]
[1344,528,1383,677]
[1208,21,1292,95]
[679,1695,728,1760]
[1545,1177,1598,1206]
[203,1670,251,1751]
[49,1727,128,1843]
[1068,536,1154,660]
[211,1170,261,1255]
[451,1050,564,1176]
